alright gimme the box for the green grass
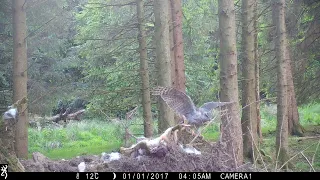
[44,143,119,160]
[260,104,278,135]
[28,117,159,160]
[299,103,320,126]
[259,102,320,136]
[202,123,220,141]
[255,103,320,171]
[259,134,320,172]
[28,119,124,160]
[28,103,320,171]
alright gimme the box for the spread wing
[199,101,233,112]
[151,86,196,116]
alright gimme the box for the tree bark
[170,0,186,124]
[253,0,262,143]
[285,47,305,137]
[270,0,304,138]
[241,0,259,161]
[153,0,175,133]
[12,0,28,159]
[168,0,176,89]
[218,0,243,168]
[168,0,182,125]
[272,0,290,170]
[170,0,186,93]
[0,119,25,172]
[137,0,153,138]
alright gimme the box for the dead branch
[311,140,320,172]
[278,141,319,170]
[49,109,85,123]
[120,124,191,157]
[87,1,135,8]
[67,109,85,121]
[300,152,315,172]
[295,136,320,140]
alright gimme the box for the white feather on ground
[101,152,121,163]
[78,162,86,172]
[179,144,201,155]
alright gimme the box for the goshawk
[152,86,233,131]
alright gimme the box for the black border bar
[1,172,319,180]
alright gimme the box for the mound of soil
[20,127,256,172]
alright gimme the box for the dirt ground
[20,127,258,172]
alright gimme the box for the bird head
[188,108,213,125]
[199,108,213,119]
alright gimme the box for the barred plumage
[151,86,233,128]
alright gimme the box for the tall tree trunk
[168,0,176,89]
[218,0,243,168]
[12,0,28,159]
[153,0,175,133]
[137,0,153,138]
[241,0,258,161]
[170,0,186,93]
[253,0,262,143]
[168,0,181,125]
[285,47,305,137]
[272,0,290,170]
[170,0,186,124]
[282,0,305,137]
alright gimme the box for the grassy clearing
[28,103,320,171]
[258,132,320,172]
[254,103,320,171]
[28,117,159,160]
[260,102,320,135]
[28,119,123,160]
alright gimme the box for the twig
[279,142,318,170]
[275,104,285,171]
[240,97,277,114]
[126,105,139,121]
[189,114,218,145]
[248,127,268,172]
[294,136,320,140]
[300,152,315,172]
[311,139,320,172]
[232,140,238,169]
[87,2,135,7]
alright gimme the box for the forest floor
[21,126,257,172]
[21,122,320,172]
[22,103,320,172]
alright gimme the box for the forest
[0,0,320,173]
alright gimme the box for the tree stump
[0,112,25,172]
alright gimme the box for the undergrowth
[28,103,320,171]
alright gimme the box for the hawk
[151,86,233,133]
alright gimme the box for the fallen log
[49,109,85,123]
[67,109,85,121]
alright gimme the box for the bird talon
[190,129,196,136]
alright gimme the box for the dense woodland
[0,0,320,172]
